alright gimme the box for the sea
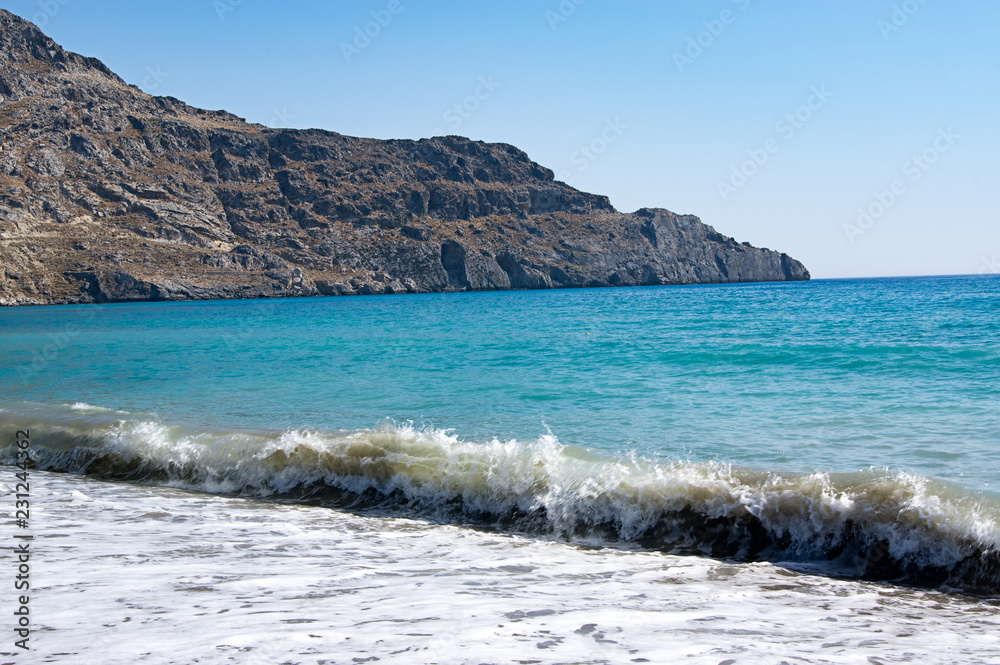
[1,274,999,664]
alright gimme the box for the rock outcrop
[0,9,808,306]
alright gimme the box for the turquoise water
[3,275,998,491]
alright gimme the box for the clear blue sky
[5,0,998,278]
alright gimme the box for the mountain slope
[0,9,808,306]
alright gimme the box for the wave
[2,402,998,595]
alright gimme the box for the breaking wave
[2,402,998,595]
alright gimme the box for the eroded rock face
[0,9,808,306]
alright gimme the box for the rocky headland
[0,9,808,306]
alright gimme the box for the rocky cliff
[0,9,808,306]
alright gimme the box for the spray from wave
[2,402,998,595]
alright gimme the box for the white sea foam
[7,470,1000,665]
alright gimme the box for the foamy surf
[9,470,1000,665]
[2,401,998,595]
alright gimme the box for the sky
[3,0,998,279]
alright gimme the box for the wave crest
[2,402,998,595]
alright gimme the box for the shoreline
[4,273,995,308]
[6,469,1000,664]
[0,274,808,308]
